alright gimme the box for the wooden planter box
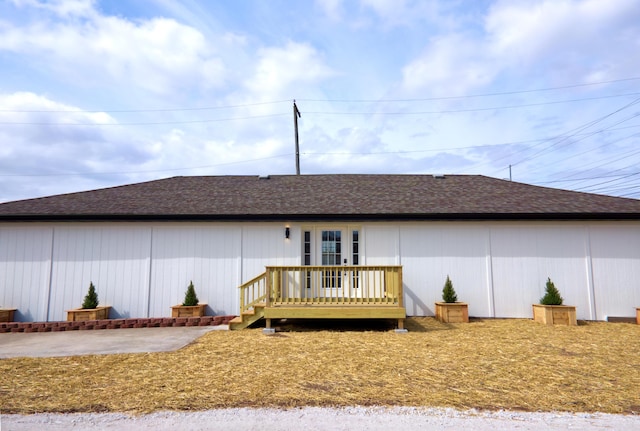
[66,306,111,321]
[636,308,640,325]
[0,308,17,322]
[435,302,469,323]
[171,303,207,318]
[532,304,577,326]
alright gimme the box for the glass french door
[321,230,342,288]
[302,227,360,294]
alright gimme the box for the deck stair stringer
[229,302,266,330]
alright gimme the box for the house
[1,174,639,326]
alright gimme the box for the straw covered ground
[1,318,639,415]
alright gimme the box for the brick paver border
[0,315,236,333]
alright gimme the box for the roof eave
[1,212,640,222]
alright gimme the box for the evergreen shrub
[540,277,563,305]
[81,282,99,309]
[441,275,458,303]
[183,281,199,306]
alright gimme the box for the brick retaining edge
[0,315,236,333]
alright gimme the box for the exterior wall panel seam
[146,227,154,318]
[45,227,55,321]
[486,227,495,318]
[584,225,597,320]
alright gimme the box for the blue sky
[1,0,639,202]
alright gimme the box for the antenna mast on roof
[293,100,301,175]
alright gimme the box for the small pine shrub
[540,277,563,305]
[81,282,99,309]
[441,275,458,303]
[182,281,199,306]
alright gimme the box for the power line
[3,77,637,113]
[4,92,637,126]
[285,122,640,173]
[535,173,635,184]
[303,92,640,116]
[589,182,640,194]
[0,153,293,177]
[507,97,640,169]
[0,99,291,114]
[536,133,640,186]
[6,91,638,126]
[296,125,640,157]
[516,113,640,180]
[619,187,640,198]
[297,76,640,103]
[479,119,634,176]
[0,113,288,126]
[573,171,640,192]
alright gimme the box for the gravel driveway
[4,407,639,430]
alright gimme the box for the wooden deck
[229,266,406,330]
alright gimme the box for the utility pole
[293,100,301,175]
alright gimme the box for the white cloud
[0,92,150,186]
[0,91,109,121]
[144,128,290,177]
[486,0,640,79]
[317,0,447,30]
[315,0,344,21]
[244,41,335,100]
[401,33,497,96]
[9,0,96,18]
[360,0,409,23]
[0,5,228,96]
[360,0,448,29]
[401,0,640,96]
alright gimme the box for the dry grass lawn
[1,318,639,415]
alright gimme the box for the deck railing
[238,272,268,314]
[238,266,403,313]
[268,265,403,306]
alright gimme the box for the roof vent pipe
[258,175,270,180]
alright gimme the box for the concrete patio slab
[0,325,227,358]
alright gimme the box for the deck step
[229,305,266,330]
[228,316,243,324]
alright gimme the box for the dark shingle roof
[1,174,640,221]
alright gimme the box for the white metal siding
[241,224,299,281]
[48,226,152,321]
[0,226,53,321]
[150,225,241,317]
[1,220,639,322]
[589,224,640,320]
[399,224,490,317]
[362,225,399,265]
[490,225,591,320]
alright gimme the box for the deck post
[395,267,407,332]
[263,318,275,334]
[265,267,272,308]
[240,284,246,314]
[274,268,281,302]
[395,319,408,333]
[397,266,404,307]
[263,321,275,334]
